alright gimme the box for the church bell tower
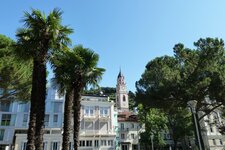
[116,70,129,111]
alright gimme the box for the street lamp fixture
[187,100,202,150]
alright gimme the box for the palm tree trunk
[62,91,74,150]
[73,81,83,150]
[26,60,39,150]
[34,58,47,150]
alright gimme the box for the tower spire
[118,67,122,79]
[116,70,129,111]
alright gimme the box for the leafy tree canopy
[136,38,225,120]
[0,34,32,101]
[166,107,194,149]
[138,104,167,147]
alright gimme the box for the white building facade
[0,87,117,150]
[200,110,225,150]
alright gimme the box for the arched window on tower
[123,95,126,102]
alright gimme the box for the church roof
[118,111,139,122]
[117,70,124,78]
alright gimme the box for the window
[53,102,62,113]
[133,145,138,150]
[131,123,134,128]
[22,114,28,126]
[121,133,125,139]
[100,107,108,117]
[0,88,3,95]
[100,122,108,131]
[220,139,223,145]
[85,107,89,115]
[85,122,93,130]
[53,114,58,124]
[18,103,29,112]
[216,126,219,133]
[210,125,213,132]
[79,140,85,147]
[164,133,167,140]
[0,129,4,141]
[84,106,94,116]
[166,134,171,140]
[121,123,124,130]
[90,107,94,116]
[131,133,135,139]
[69,142,73,150]
[44,114,49,127]
[213,112,218,120]
[51,142,60,150]
[1,114,11,126]
[55,92,62,100]
[86,140,92,147]
[43,142,47,150]
[108,140,113,146]
[122,145,128,150]
[94,140,99,147]
[212,139,216,145]
[21,142,27,150]
[123,95,126,102]
[0,101,11,112]
[139,123,142,129]
[101,140,107,146]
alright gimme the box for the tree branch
[198,103,223,121]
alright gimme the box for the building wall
[0,88,117,150]
[118,121,140,150]
[201,110,225,150]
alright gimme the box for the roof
[117,111,139,122]
[82,94,108,98]
[117,69,124,79]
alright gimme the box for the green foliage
[128,91,136,111]
[51,45,105,94]
[140,132,166,149]
[84,87,115,95]
[136,37,225,118]
[138,104,168,133]
[0,34,32,101]
[135,37,225,146]
[16,8,73,61]
[167,107,194,145]
[138,104,167,147]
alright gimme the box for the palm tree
[51,45,105,150]
[15,8,73,150]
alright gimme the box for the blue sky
[1,1,225,91]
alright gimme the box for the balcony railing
[79,129,116,135]
[118,128,129,132]
[99,115,110,121]
[83,115,97,121]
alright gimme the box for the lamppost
[138,136,140,150]
[150,133,154,150]
[187,100,202,150]
[137,126,140,150]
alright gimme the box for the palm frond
[51,45,105,95]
